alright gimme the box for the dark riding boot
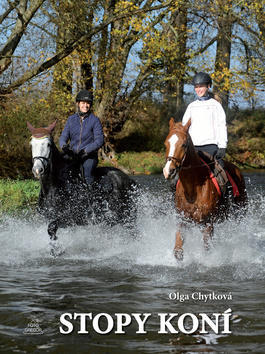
[197,150,228,196]
[213,159,228,196]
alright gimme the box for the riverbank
[0,179,39,215]
[0,151,162,214]
[99,151,164,175]
[1,168,265,215]
[1,147,264,215]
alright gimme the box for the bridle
[166,154,186,165]
[32,155,50,173]
[166,130,188,170]
[166,137,217,171]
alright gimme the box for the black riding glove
[78,149,89,159]
[62,145,74,157]
[215,148,226,160]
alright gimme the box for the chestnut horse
[163,118,247,260]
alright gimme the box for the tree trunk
[164,4,188,120]
[75,7,94,92]
[52,0,75,95]
[213,1,233,110]
[95,1,135,148]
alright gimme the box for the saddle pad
[176,159,240,198]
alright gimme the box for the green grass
[0,152,162,214]
[0,179,40,214]
[99,151,165,175]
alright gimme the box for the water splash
[0,180,264,281]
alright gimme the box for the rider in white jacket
[182,72,227,167]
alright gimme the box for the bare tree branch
[0,0,19,24]
[0,0,46,75]
[0,0,174,94]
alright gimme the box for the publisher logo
[23,318,44,335]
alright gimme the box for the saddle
[197,151,239,197]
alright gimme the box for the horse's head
[163,118,191,179]
[27,121,57,179]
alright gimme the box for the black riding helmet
[192,72,212,87]
[76,89,93,104]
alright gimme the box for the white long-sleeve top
[182,98,227,148]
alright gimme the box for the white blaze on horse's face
[30,137,51,178]
[163,134,179,179]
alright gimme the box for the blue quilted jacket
[59,112,104,155]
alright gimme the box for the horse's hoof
[203,241,212,252]
[174,249,184,261]
[49,240,64,258]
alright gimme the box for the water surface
[0,172,265,353]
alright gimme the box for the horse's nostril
[34,167,44,177]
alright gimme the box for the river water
[0,172,265,353]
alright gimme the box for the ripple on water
[0,174,264,352]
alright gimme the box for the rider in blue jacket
[59,90,104,184]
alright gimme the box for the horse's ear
[46,120,57,133]
[27,122,35,133]
[184,118,191,131]
[169,117,175,130]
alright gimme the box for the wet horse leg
[174,224,185,260]
[203,223,213,251]
[48,220,65,257]
[48,220,58,241]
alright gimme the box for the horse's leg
[48,220,58,241]
[174,229,184,261]
[203,223,213,251]
[48,220,65,257]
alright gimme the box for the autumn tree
[212,0,234,109]
[233,0,265,107]
[0,0,173,95]
[189,0,265,109]
[165,3,188,118]
[89,0,173,154]
[1,0,264,135]
[48,0,95,115]
[0,0,46,75]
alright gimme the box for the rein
[166,130,216,171]
[166,156,217,171]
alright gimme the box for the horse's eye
[182,143,187,148]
